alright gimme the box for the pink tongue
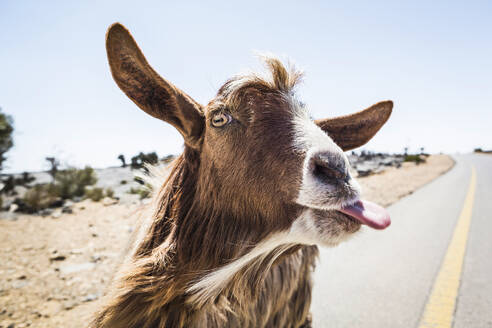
[339,200,391,230]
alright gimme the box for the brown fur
[91,23,392,328]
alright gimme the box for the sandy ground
[0,155,454,328]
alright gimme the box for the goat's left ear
[106,23,204,149]
[315,101,393,151]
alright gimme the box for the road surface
[311,154,492,328]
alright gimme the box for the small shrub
[120,180,127,185]
[0,172,37,196]
[138,188,150,199]
[0,107,14,172]
[20,172,35,185]
[85,187,104,202]
[22,184,59,212]
[46,157,60,182]
[1,176,15,194]
[23,185,44,211]
[117,154,127,167]
[55,167,97,199]
[105,188,114,198]
[130,152,159,169]
[404,154,426,164]
[161,154,175,163]
[128,185,151,199]
[16,166,98,213]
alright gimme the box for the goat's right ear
[106,23,204,148]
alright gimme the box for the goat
[91,23,392,328]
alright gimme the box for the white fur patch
[290,98,361,210]
[186,209,357,305]
[186,230,294,305]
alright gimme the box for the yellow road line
[418,167,477,328]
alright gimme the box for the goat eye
[211,112,231,127]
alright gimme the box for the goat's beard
[289,207,362,248]
[310,208,362,245]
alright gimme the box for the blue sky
[1,0,491,173]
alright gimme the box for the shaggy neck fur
[91,147,311,328]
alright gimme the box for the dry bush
[105,188,114,198]
[128,186,151,199]
[84,187,104,202]
[404,154,426,164]
[55,167,97,199]
[18,167,97,213]
[130,152,158,169]
[22,184,59,212]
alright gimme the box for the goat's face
[198,84,305,225]
[106,23,392,249]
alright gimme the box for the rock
[381,157,397,166]
[62,300,78,310]
[356,162,379,177]
[48,197,64,208]
[102,197,118,206]
[38,208,53,217]
[51,209,62,219]
[12,197,27,211]
[61,206,73,214]
[83,293,99,302]
[13,185,28,197]
[90,255,102,263]
[49,255,66,262]
[70,248,84,255]
[8,203,18,213]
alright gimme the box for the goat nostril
[312,160,348,182]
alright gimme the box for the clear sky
[1,0,491,173]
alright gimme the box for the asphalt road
[311,154,492,328]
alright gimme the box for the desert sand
[0,155,454,328]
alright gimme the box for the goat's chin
[312,208,361,246]
[291,207,361,248]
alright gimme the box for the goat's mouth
[338,199,391,230]
[300,198,391,231]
